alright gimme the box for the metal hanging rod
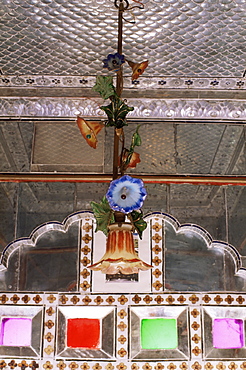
[0,173,245,185]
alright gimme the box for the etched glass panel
[165,220,226,291]
[19,224,79,292]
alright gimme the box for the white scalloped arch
[145,212,246,279]
[0,211,94,271]
[1,210,245,280]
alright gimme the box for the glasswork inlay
[141,318,178,350]
[0,318,32,346]
[67,318,100,349]
[212,318,244,349]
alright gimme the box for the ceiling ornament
[74,0,152,275]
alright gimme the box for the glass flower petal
[106,175,147,214]
[103,53,125,72]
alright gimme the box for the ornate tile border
[0,359,245,370]
[151,218,164,293]
[0,76,245,90]
[0,293,246,368]
[79,218,94,294]
[0,97,245,120]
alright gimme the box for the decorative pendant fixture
[78,0,152,275]
[89,221,152,275]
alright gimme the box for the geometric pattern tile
[0,0,245,77]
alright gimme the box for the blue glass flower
[106,175,147,214]
[103,53,125,72]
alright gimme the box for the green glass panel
[141,318,178,349]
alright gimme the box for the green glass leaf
[101,96,134,128]
[90,196,115,236]
[92,76,116,100]
[100,104,114,122]
[131,125,141,148]
[116,99,134,125]
[130,210,147,239]
[124,126,142,167]
[123,149,133,167]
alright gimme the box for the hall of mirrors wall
[0,198,246,368]
[0,182,246,292]
[0,118,246,368]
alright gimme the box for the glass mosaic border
[0,292,246,369]
[0,76,245,90]
[0,98,245,120]
[1,214,246,368]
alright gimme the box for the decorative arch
[1,211,245,285]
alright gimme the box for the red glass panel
[67,318,100,349]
